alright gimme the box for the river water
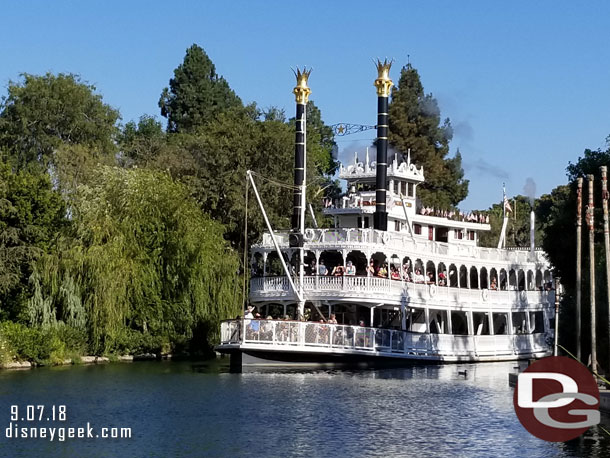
[0,360,608,457]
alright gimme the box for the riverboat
[216,62,554,370]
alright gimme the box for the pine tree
[159,44,242,133]
[388,64,468,208]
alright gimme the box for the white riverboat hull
[217,319,551,371]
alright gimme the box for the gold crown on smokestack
[374,58,394,97]
[293,67,312,104]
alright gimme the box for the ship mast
[292,68,311,320]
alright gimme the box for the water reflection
[0,360,608,457]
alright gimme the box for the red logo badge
[514,356,600,442]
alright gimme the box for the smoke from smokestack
[523,177,536,207]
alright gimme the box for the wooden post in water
[554,277,561,356]
[601,166,610,374]
[576,177,583,362]
[587,174,597,372]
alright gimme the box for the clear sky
[2,1,609,210]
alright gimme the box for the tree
[29,166,240,354]
[159,44,242,133]
[0,161,66,320]
[478,195,544,248]
[538,147,610,370]
[388,64,469,208]
[118,115,166,166]
[0,73,120,170]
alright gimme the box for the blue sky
[2,1,609,210]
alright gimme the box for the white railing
[250,275,554,306]
[256,228,547,264]
[219,320,551,358]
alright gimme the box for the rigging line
[249,171,299,191]
[250,171,327,191]
[242,175,249,312]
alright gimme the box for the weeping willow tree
[29,166,240,354]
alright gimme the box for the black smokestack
[292,102,305,230]
[291,68,311,231]
[373,59,393,231]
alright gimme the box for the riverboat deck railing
[219,319,549,357]
[255,228,546,264]
[250,275,554,306]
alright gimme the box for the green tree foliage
[29,166,240,354]
[388,64,469,208]
[0,162,66,321]
[159,44,242,133]
[118,115,166,166]
[478,195,544,248]
[0,73,120,170]
[538,148,610,370]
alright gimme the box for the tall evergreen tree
[159,44,242,133]
[388,64,468,208]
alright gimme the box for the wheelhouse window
[408,182,414,197]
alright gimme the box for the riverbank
[0,353,173,370]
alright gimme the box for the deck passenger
[332,265,345,276]
[390,265,401,280]
[318,261,328,276]
[413,269,425,283]
[328,314,338,324]
[345,261,356,276]
[490,278,498,290]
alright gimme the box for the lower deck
[218,319,551,368]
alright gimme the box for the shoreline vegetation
[1,44,610,372]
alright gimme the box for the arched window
[489,268,498,290]
[370,252,387,277]
[480,267,489,289]
[346,250,367,275]
[267,251,290,276]
[509,269,517,290]
[518,269,525,291]
[499,269,507,291]
[449,264,458,287]
[535,270,543,290]
[438,262,447,286]
[319,250,344,276]
[426,261,436,284]
[252,252,264,277]
[459,265,468,288]
[470,266,479,289]
[527,270,534,291]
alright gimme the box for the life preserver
[304,228,315,242]
[481,288,489,301]
[520,290,528,302]
[429,284,437,297]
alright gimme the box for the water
[0,360,608,457]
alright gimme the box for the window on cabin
[468,231,475,241]
[357,217,362,228]
[364,217,370,228]
[393,181,399,194]
[408,183,414,197]
[414,224,422,235]
[395,220,400,231]
[455,230,463,239]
